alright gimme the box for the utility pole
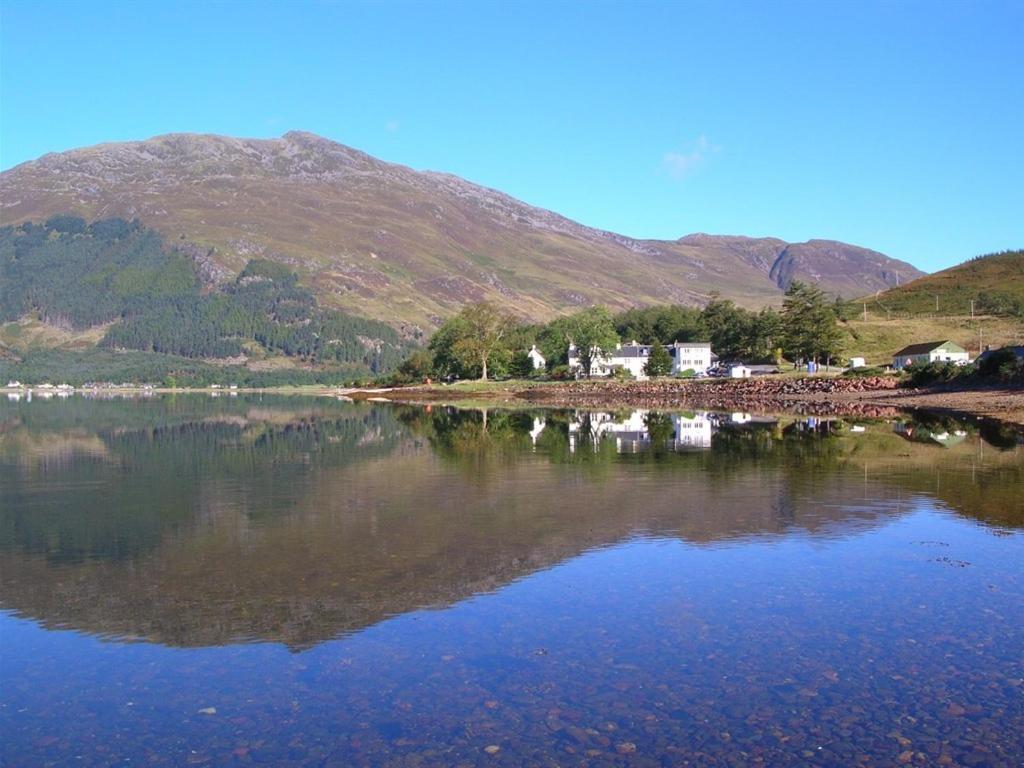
[970,299,975,319]
[863,302,868,322]
[934,294,939,312]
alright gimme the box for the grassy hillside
[839,314,1024,365]
[836,250,1024,364]
[848,249,1024,318]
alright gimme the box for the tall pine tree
[781,281,844,365]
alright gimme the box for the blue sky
[1,0,1021,272]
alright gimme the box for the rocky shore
[383,376,1024,426]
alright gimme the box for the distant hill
[0,131,924,328]
[851,250,1024,318]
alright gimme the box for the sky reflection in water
[1,396,1022,767]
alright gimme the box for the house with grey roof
[891,340,969,370]
[568,341,715,379]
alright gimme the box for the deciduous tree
[564,306,619,377]
[448,301,515,380]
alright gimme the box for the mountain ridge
[0,131,925,328]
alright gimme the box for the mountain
[853,249,1024,318]
[0,131,924,328]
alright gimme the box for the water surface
[1,397,1022,766]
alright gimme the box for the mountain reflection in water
[1,396,1022,767]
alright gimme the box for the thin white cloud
[663,135,719,180]
[385,120,400,133]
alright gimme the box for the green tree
[643,343,673,377]
[565,306,620,377]
[508,350,535,378]
[750,308,783,363]
[448,301,515,380]
[392,349,435,384]
[615,305,703,344]
[700,298,749,359]
[535,315,575,369]
[427,315,475,379]
[781,281,844,365]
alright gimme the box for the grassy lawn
[840,312,1024,365]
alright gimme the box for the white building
[526,345,546,370]
[729,364,752,378]
[567,341,714,379]
[891,340,970,370]
[568,410,649,452]
[673,413,714,448]
[671,343,714,375]
[567,410,715,452]
[529,416,546,445]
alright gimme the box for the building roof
[571,342,714,360]
[977,345,1024,361]
[612,346,651,358]
[612,341,713,359]
[892,340,965,357]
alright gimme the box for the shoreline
[367,378,1024,428]
[4,378,1023,428]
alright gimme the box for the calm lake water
[1,396,1022,767]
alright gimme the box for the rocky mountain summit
[0,131,924,327]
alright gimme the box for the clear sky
[2,0,1021,272]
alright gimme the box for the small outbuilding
[729,364,752,379]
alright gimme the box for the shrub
[978,348,1020,377]
[611,365,634,381]
[904,361,971,387]
[676,368,696,379]
[549,364,572,381]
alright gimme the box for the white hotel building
[568,341,715,379]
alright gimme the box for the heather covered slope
[0,131,923,327]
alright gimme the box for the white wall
[672,346,712,375]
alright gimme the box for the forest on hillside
[0,216,416,374]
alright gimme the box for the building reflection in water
[563,409,777,453]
